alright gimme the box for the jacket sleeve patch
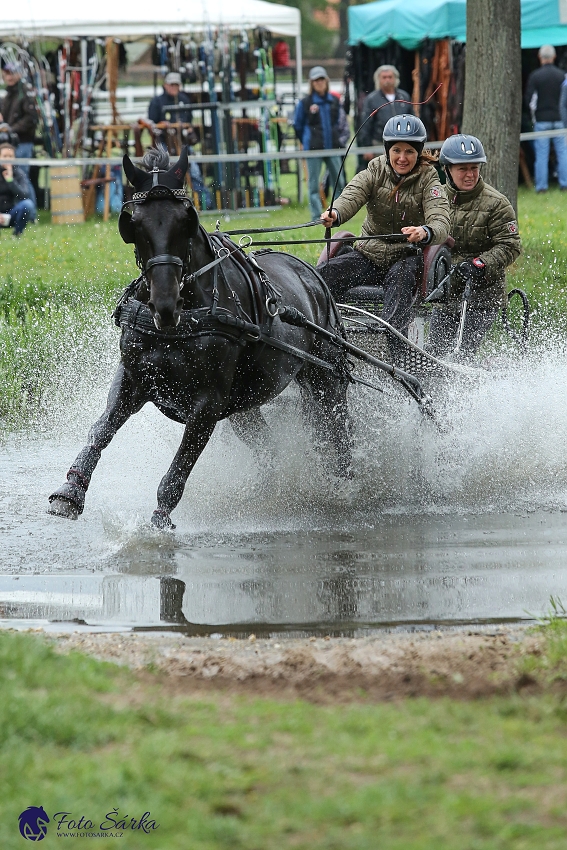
[430,186,443,198]
[506,220,519,234]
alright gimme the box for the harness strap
[146,254,184,271]
[115,299,340,374]
[257,335,338,373]
[189,242,241,282]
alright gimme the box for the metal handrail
[5,127,565,168]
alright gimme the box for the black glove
[453,258,486,287]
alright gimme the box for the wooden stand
[83,125,131,221]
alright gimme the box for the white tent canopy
[1,0,302,83]
[1,0,300,38]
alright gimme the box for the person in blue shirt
[294,66,350,220]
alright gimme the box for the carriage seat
[317,230,455,306]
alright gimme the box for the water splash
[3,318,567,545]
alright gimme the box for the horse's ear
[184,201,199,237]
[168,146,189,187]
[123,154,147,188]
[118,210,136,244]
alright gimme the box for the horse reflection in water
[49,147,351,529]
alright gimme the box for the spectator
[559,74,567,129]
[358,65,413,162]
[148,71,194,128]
[525,45,567,192]
[294,65,350,221]
[148,72,210,207]
[0,63,38,176]
[0,143,37,237]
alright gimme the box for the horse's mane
[141,147,170,172]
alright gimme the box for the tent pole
[295,33,302,96]
[80,38,89,154]
[295,32,303,204]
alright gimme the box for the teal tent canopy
[348,0,567,50]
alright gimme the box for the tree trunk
[461,0,521,211]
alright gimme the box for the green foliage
[2,631,567,848]
[265,0,338,57]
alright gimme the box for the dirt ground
[40,624,549,703]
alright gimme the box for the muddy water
[1,339,567,635]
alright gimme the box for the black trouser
[317,249,420,334]
[427,304,499,357]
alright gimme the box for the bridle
[121,180,248,300]
[121,181,192,287]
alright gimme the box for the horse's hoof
[151,510,176,530]
[47,497,79,520]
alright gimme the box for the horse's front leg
[152,407,218,529]
[48,364,144,520]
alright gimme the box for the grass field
[0,185,566,422]
[1,624,567,850]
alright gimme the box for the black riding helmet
[439,134,487,165]
[382,114,427,158]
[439,134,486,190]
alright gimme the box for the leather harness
[114,230,342,376]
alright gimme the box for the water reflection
[0,511,566,634]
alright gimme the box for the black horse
[48,148,352,528]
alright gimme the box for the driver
[318,115,450,350]
[427,134,522,357]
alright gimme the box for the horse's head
[119,147,199,329]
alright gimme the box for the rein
[231,234,413,248]
[187,241,244,283]
[220,220,323,236]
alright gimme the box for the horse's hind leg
[48,364,143,520]
[229,408,273,467]
[297,365,352,478]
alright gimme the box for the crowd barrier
[2,127,565,218]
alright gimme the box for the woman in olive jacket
[428,134,521,357]
[318,115,450,338]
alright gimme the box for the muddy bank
[35,624,550,703]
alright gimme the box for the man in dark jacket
[148,71,194,127]
[525,45,567,192]
[0,63,37,175]
[0,143,36,236]
[358,65,413,161]
[148,72,210,207]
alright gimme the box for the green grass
[1,630,567,850]
[512,187,567,334]
[519,597,567,685]
[0,186,566,423]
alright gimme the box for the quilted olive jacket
[446,178,521,302]
[332,155,450,268]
